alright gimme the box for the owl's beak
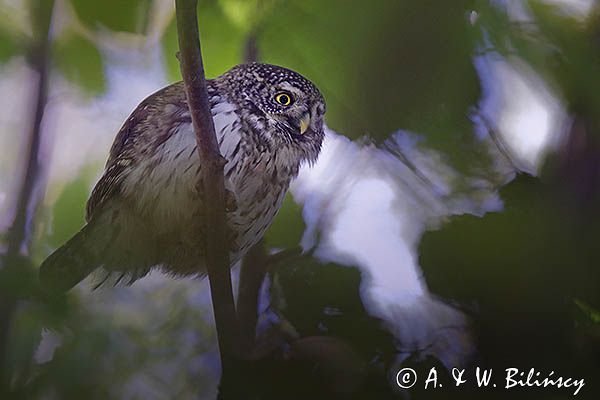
[299,113,311,135]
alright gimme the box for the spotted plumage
[40,63,326,291]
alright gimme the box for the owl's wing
[86,81,189,221]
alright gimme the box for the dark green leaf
[0,28,20,62]
[52,33,106,95]
[163,1,246,81]
[69,0,152,34]
[47,175,89,248]
[264,193,305,249]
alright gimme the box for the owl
[40,63,326,291]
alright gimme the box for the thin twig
[383,139,445,200]
[265,246,302,268]
[174,0,239,369]
[475,109,522,172]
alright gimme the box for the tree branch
[174,0,239,368]
[235,29,266,360]
[475,108,523,173]
[243,30,259,64]
[237,239,267,357]
[0,0,54,388]
[5,8,52,258]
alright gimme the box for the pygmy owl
[40,63,326,291]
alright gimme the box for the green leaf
[0,28,20,62]
[52,32,106,95]
[575,299,600,324]
[475,0,600,134]
[30,0,55,41]
[264,193,305,249]
[47,175,89,248]
[218,0,279,33]
[419,175,575,304]
[7,302,47,383]
[69,0,152,34]
[527,1,600,128]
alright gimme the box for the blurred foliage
[262,0,484,174]
[263,193,304,249]
[52,32,106,95]
[69,0,152,34]
[222,255,400,399]
[218,0,278,33]
[420,174,599,307]
[163,0,246,79]
[575,299,600,325]
[271,256,397,360]
[1,0,600,399]
[419,174,600,396]
[527,2,600,129]
[0,27,21,62]
[476,0,600,131]
[31,0,54,42]
[46,176,88,248]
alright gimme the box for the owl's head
[218,63,326,164]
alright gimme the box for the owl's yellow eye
[274,92,293,106]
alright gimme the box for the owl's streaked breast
[121,99,291,265]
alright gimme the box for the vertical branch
[174,0,239,368]
[236,29,268,358]
[5,2,53,257]
[0,0,54,386]
[237,239,267,356]
[243,30,259,64]
[0,2,52,394]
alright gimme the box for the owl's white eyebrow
[277,82,301,93]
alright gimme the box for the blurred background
[0,0,599,399]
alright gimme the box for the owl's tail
[39,222,108,292]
